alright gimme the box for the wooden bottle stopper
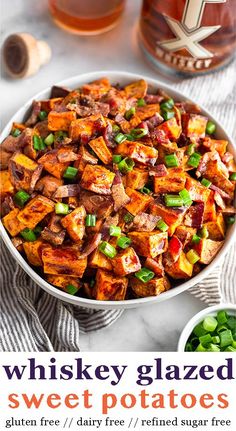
[2,33,51,79]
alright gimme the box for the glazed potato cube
[158,117,182,140]
[48,111,76,131]
[125,168,148,189]
[46,275,81,291]
[129,104,160,129]
[203,190,217,222]
[38,149,70,179]
[82,77,111,100]
[150,201,186,235]
[128,231,168,258]
[165,251,193,279]
[144,255,165,277]
[17,195,54,229]
[81,164,115,195]
[124,79,147,99]
[204,158,235,198]
[61,205,86,243]
[69,114,106,140]
[2,208,26,236]
[111,247,141,276]
[88,136,112,164]
[203,213,225,240]
[75,146,98,173]
[182,113,207,139]
[185,176,210,203]
[130,276,170,298]
[0,171,14,197]
[9,152,42,193]
[194,239,224,264]
[23,240,44,266]
[125,188,152,215]
[202,138,228,157]
[42,246,87,278]
[175,225,197,246]
[154,168,186,193]
[94,269,128,301]
[115,141,158,165]
[89,249,113,271]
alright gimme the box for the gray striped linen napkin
[0,61,235,352]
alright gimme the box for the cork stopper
[2,33,51,79]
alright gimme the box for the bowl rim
[177,303,236,351]
[1,70,236,310]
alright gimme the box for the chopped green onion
[38,110,48,121]
[20,228,37,242]
[179,189,192,206]
[137,98,146,107]
[188,152,201,168]
[193,323,207,338]
[129,128,148,139]
[123,213,134,224]
[85,214,96,227]
[55,202,70,215]
[33,135,45,151]
[208,344,221,352]
[206,121,216,135]
[117,236,131,249]
[135,267,155,283]
[187,143,196,155]
[160,98,174,111]
[199,333,212,346]
[199,226,209,238]
[112,124,120,134]
[225,345,236,352]
[109,225,121,237]
[164,153,179,168]
[162,110,175,121]
[185,342,193,352]
[44,133,54,146]
[63,166,78,180]
[196,343,207,352]
[112,154,122,164]
[125,106,136,120]
[164,194,184,207]
[220,329,233,348]
[201,178,212,188]
[118,157,135,174]
[212,335,220,344]
[13,190,30,207]
[140,186,151,195]
[114,133,127,144]
[186,249,200,264]
[217,324,228,333]
[227,317,236,331]
[156,219,168,232]
[192,234,201,244]
[229,172,236,181]
[226,215,235,225]
[203,316,218,332]
[99,241,117,258]
[11,128,21,137]
[65,284,79,295]
[217,310,228,325]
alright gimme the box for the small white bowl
[178,303,236,351]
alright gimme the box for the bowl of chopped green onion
[178,304,236,352]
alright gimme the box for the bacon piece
[35,175,63,199]
[132,213,160,232]
[25,100,41,126]
[50,85,70,98]
[184,203,204,229]
[111,172,130,211]
[41,227,66,246]
[209,184,231,199]
[78,233,102,259]
[144,94,163,104]
[149,164,168,177]
[53,184,80,199]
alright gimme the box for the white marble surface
[1,0,206,351]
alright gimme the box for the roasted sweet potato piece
[81,78,111,100]
[124,79,148,99]
[175,225,197,246]
[61,205,86,243]
[115,141,158,165]
[48,111,76,131]
[125,188,152,215]
[125,168,148,189]
[202,138,228,157]
[158,117,182,140]
[203,213,226,240]
[112,247,141,276]
[203,190,217,222]
[182,113,207,139]
[81,164,115,195]
[128,231,168,258]
[35,175,63,199]
[89,249,113,271]
[154,168,186,193]
[0,171,14,197]
[79,190,113,218]
[23,240,45,266]
[74,146,98,173]
[2,208,26,236]
[165,251,193,279]
[204,158,235,198]
[185,176,211,203]
[69,114,106,140]
[194,239,224,264]
[42,246,87,278]
[17,195,54,229]
[144,255,165,277]
[94,269,128,301]
[46,275,81,291]
[38,149,70,179]
[88,136,112,164]
[9,152,42,193]
[150,201,186,236]
[130,276,170,297]
[40,97,64,112]
[129,104,160,129]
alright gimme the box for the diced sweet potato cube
[144,255,165,277]
[125,188,152,215]
[46,275,81,291]
[81,164,115,195]
[82,77,111,100]
[202,138,228,157]
[182,114,207,139]
[129,104,160,129]
[203,190,217,222]
[185,176,211,203]
[2,208,26,236]
[130,276,170,298]
[112,247,141,276]
[48,111,76,131]
[38,149,70,179]
[23,240,45,266]
[89,249,112,271]
[154,168,186,193]
[9,152,42,193]
[194,239,224,264]
[94,269,128,301]
[204,158,235,198]
[165,251,193,279]
[17,195,54,229]
[42,246,87,277]
[203,214,226,240]
[0,171,14,197]
[69,114,106,140]
[74,146,98,172]
[40,98,63,112]
[88,136,112,164]
[125,168,148,189]
[61,205,86,243]
[150,202,186,236]
[158,117,182,140]
[124,79,147,99]
[115,141,158,165]
[128,231,168,258]
[175,225,197,246]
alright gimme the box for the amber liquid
[49,0,126,35]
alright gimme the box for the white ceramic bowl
[178,304,236,351]
[1,71,236,309]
